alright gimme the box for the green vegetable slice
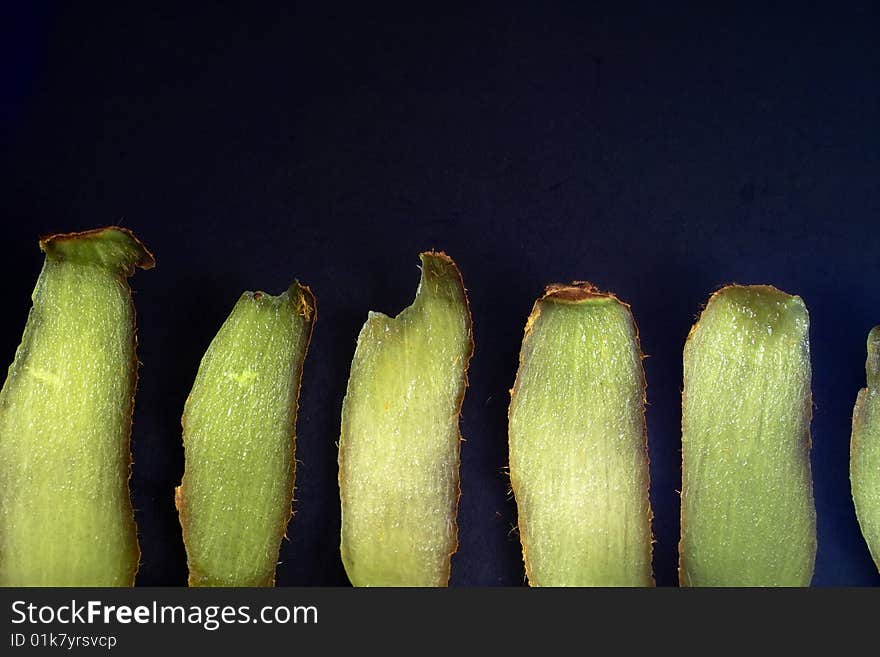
[850,326,880,572]
[176,283,316,587]
[339,252,473,586]
[508,283,654,586]
[679,285,816,586]
[0,227,153,586]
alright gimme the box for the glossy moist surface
[508,285,653,586]
[0,227,152,586]
[851,326,880,572]
[679,285,816,586]
[339,252,473,586]
[177,284,315,586]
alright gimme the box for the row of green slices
[0,226,878,587]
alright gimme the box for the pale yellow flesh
[679,285,816,586]
[177,284,315,587]
[339,252,472,586]
[0,227,151,586]
[509,285,653,586]
[851,326,880,572]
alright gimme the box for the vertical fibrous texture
[850,326,880,572]
[0,227,153,586]
[176,283,315,587]
[508,283,654,586]
[679,285,816,586]
[339,252,473,586]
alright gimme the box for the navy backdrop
[0,3,877,586]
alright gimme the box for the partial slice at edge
[0,226,152,586]
[339,251,473,586]
[176,282,316,587]
[679,285,816,586]
[508,283,654,586]
[851,326,880,572]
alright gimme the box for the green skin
[339,252,473,586]
[850,326,880,572]
[679,285,816,586]
[509,284,654,586]
[176,283,315,586]
[0,227,152,586]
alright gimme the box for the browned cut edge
[39,226,156,272]
[126,279,143,586]
[419,251,474,586]
[106,227,153,586]
[273,281,317,586]
[294,282,316,323]
[85,226,152,586]
[867,326,880,390]
[421,248,454,261]
[628,295,655,587]
[509,281,654,586]
[541,281,606,303]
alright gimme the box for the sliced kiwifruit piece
[679,285,816,586]
[176,283,315,586]
[850,326,880,573]
[0,227,152,586]
[338,252,473,586]
[509,283,654,586]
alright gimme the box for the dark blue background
[1,3,877,586]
